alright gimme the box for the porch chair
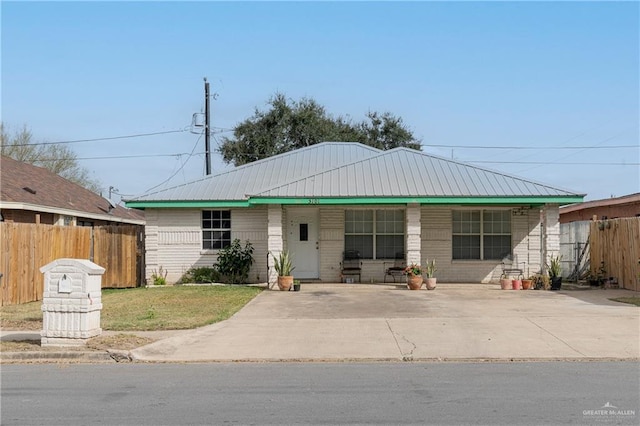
[501,254,525,279]
[383,252,406,283]
[341,250,362,283]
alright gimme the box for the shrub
[151,266,167,286]
[214,239,254,284]
[177,267,220,284]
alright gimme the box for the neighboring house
[559,193,640,224]
[0,155,145,226]
[125,142,584,285]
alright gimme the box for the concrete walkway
[128,284,640,363]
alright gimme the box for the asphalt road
[2,362,638,425]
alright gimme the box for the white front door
[287,208,319,279]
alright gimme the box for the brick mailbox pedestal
[40,259,105,347]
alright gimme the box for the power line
[28,151,638,166]
[468,160,639,166]
[423,143,637,150]
[143,133,204,194]
[32,153,196,161]
[6,129,188,147]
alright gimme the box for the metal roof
[126,142,584,206]
[253,148,583,198]
[128,142,381,202]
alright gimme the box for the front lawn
[609,297,640,307]
[0,285,263,331]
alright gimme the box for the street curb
[5,351,639,364]
[2,351,119,363]
[127,356,640,364]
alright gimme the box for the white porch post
[542,204,560,273]
[406,203,421,266]
[267,205,284,289]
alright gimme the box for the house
[0,155,145,226]
[124,142,584,285]
[559,193,640,224]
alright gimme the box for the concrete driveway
[131,284,640,363]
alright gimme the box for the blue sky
[2,1,638,202]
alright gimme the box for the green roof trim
[248,196,584,206]
[126,195,583,209]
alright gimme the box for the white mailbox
[40,258,105,347]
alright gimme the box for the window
[202,210,231,250]
[452,210,511,260]
[299,223,308,241]
[345,210,404,259]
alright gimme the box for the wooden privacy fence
[0,223,143,306]
[590,217,640,291]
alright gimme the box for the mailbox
[40,258,105,347]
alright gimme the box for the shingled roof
[1,155,144,224]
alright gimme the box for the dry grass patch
[0,302,43,330]
[0,334,154,353]
[0,340,97,352]
[1,285,263,331]
[87,334,154,350]
[610,297,640,307]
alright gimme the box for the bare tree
[1,123,102,193]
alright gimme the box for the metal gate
[559,221,590,280]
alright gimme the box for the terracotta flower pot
[512,279,522,290]
[425,277,437,290]
[407,274,423,290]
[522,279,533,290]
[500,278,511,290]
[277,276,293,291]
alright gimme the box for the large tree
[218,93,421,166]
[1,124,102,193]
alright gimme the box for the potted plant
[500,273,511,290]
[596,262,607,287]
[511,277,522,290]
[522,276,534,290]
[424,259,437,290]
[586,272,600,287]
[404,263,423,290]
[547,254,563,291]
[272,250,295,291]
[293,279,301,292]
[531,273,550,290]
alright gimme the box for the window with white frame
[452,210,511,260]
[202,210,231,250]
[345,209,404,259]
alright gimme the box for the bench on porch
[341,250,362,283]
[383,253,406,283]
[501,254,525,279]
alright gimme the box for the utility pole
[204,77,211,175]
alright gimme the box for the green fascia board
[248,196,584,206]
[124,200,250,209]
[126,195,583,209]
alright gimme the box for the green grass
[1,285,263,331]
[609,297,640,307]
